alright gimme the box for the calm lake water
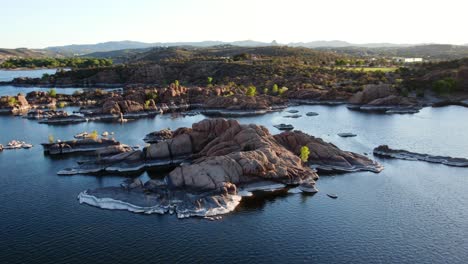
[0,70,121,96]
[1,71,467,264]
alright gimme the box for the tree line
[0,57,113,69]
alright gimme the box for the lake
[0,69,122,96]
[0,70,467,264]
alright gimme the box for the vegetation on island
[0,57,113,69]
[300,146,310,163]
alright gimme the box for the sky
[1,0,467,48]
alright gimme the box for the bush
[48,134,55,143]
[263,88,269,95]
[49,88,57,98]
[7,97,18,106]
[300,146,310,162]
[272,84,279,94]
[433,78,458,94]
[246,85,257,97]
[146,91,158,101]
[57,102,66,108]
[144,100,151,110]
[278,86,288,96]
[41,73,50,81]
[89,130,99,140]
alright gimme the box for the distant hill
[45,40,421,55]
[0,48,60,62]
[46,41,157,56]
[288,41,415,48]
[46,40,274,55]
[316,44,468,60]
[128,45,343,65]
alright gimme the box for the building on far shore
[393,57,423,63]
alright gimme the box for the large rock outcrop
[274,131,383,172]
[73,119,384,218]
[0,94,30,114]
[348,84,395,104]
[348,84,420,114]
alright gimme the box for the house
[393,57,423,63]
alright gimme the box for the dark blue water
[1,71,467,264]
[0,70,122,96]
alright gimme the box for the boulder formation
[74,119,384,218]
[274,131,383,172]
[348,84,420,113]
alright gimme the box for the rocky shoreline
[373,145,468,167]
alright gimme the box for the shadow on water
[236,188,317,212]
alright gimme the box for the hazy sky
[2,0,467,48]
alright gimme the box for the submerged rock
[338,133,357,138]
[283,114,302,118]
[306,112,319,116]
[373,145,468,167]
[274,124,294,130]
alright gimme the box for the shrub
[144,100,151,110]
[48,134,55,143]
[272,84,279,94]
[207,77,213,85]
[41,73,50,81]
[57,102,66,108]
[263,88,269,95]
[246,85,257,97]
[89,130,99,140]
[7,97,18,106]
[49,88,57,98]
[300,146,310,163]
[433,78,457,94]
[278,86,288,96]
[146,91,158,101]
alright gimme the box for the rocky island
[71,118,383,218]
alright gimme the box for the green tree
[49,88,57,98]
[246,85,257,97]
[144,100,151,110]
[300,146,310,163]
[207,77,213,86]
[263,87,269,95]
[8,97,18,106]
[89,130,99,140]
[433,78,457,94]
[278,86,288,96]
[272,84,279,94]
[174,80,179,87]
